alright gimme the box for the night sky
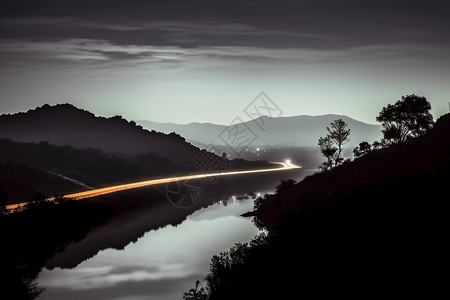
[1,0,449,124]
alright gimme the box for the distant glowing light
[285,159,291,165]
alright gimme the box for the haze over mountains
[137,115,382,149]
[0,104,274,204]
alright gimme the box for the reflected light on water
[38,198,260,300]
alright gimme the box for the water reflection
[38,197,259,300]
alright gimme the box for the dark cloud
[1,0,449,50]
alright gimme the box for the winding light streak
[5,161,300,212]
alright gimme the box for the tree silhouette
[376,94,434,145]
[205,253,230,296]
[182,280,208,300]
[353,141,372,158]
[318,119,350,170]
[372,140,383,150]
[275,179,297,193]
[327,119,350,166]
[318,136,336,170]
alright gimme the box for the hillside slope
[190,113,449,299]
[255,113,450,227]
[0,162,85,204]
[0,139,143,203]
[0,104,200,164]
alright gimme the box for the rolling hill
[0,104,201,164]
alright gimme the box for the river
[37,196,261,300]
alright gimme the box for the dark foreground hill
[255,112,450,227]
[0,104,202,163]
[186,113,450,299]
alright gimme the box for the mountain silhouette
[0,104,202,164]
[137,114,382,148]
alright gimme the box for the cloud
[0,16,337,48]
[2,38,448,69]
[2,0,449,49]
[0,39,186,68]
[41,273,201,300]
[41,261,192,291]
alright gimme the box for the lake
[37,196,261,300]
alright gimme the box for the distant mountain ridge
[137,114,382,148]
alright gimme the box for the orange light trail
[5,161,300,212]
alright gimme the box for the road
[5,161,300,212]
